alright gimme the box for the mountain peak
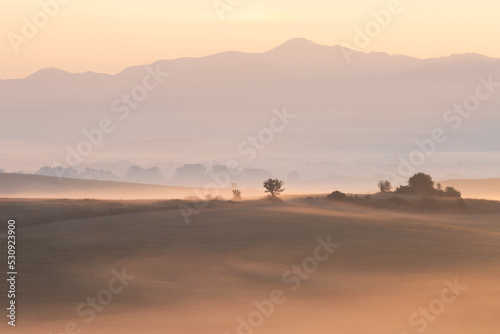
[26,68,70,80]
[268,38,325,52]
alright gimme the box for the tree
[263,179,284,198]
[445,187,461,198]
[436,183,443,191]
[395,185,412,194]
[378,180,392,193]
[124,165,167,184]
[232,189,242,201]
[408,173,434,194]
[36,166,79,178]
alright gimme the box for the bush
[184,195,202,201]
[387,196,410,208]
[395,185,413,195]
[455,198,468,211]
[327,191,347,201]
[232,189,242,201]
[265,195,282,202]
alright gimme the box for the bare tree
[378,180,392,193]
[232,189,242,201]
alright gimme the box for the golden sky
[1,0,499,79]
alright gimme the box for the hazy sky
[1,0,499,79]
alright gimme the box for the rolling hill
[1,198,499,333]
[0,172,232,200]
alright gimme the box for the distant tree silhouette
[408,173,434,194]
[124,165,167,184]
[232,189,242,201]
[378,180,392,193]
[445,187,461,198]
[263,179,284,198]
[36,166,79,178]
[171,164,209,186]
[35,166,119,181]
[395,173,463,198]
[81,168,119,181]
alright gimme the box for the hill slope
[0,172,231,199]
[2,199,499,333]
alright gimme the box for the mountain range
[1,38,499,187]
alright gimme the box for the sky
[1,0,499,79]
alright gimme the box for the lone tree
[408,173,434,194]
[263,179,285,198]
[378,180,392,193]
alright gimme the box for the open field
[1,198,499,333]
[2,2,499,333]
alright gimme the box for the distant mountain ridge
[1,38,499,180]
[4,38,498,81]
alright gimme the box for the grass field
[1,197,499,333]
